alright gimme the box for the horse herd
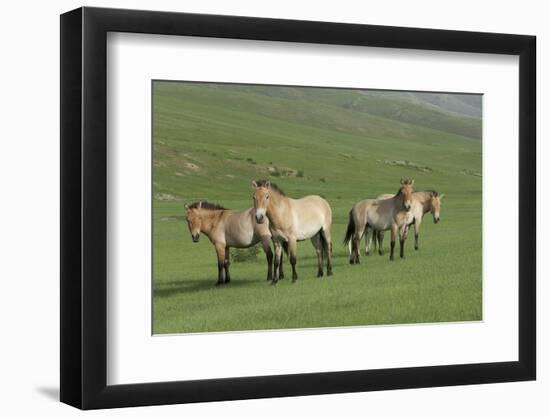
[184,179,444,286]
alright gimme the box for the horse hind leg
[320,226,333,276]
[365,227,372,256]
[378,231,385,256]
[311,234,324,278]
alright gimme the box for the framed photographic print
[60,6,536,409]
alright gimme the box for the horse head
[430,192,444,223]
[251,180,272,224]
[184,202,203,242]
[399,178,415,211]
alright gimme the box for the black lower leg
[390,241,395,260]
[224,260,231,283]
[291,255,298,282]
[400,239,405,258]
[217,261,225,285]
[327,244,333,276]
[266,249,273,281]
[415,234,419,250]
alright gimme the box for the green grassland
[152,81,482,334]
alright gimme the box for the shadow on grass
[154,278,261,297]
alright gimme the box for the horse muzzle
[192,233,200,242]
[434,217,440,224]
[255,214,265,224]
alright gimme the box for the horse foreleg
[399,225,408,259]
[288,238,298,282]
[215,244,226,285]
[273,241,283,281]
[224,247,231,283]
[279,248,285,279]
[390,224,397,261]
[414,218,421,250]
[261,238,274,282]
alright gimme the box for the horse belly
[295,222,321,241]
[368,210,391,231]
[225,228,255,248]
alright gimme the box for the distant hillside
[360,91,482,119]
[204,84,482,140]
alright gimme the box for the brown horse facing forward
[344,179,415,264]
[365,190,444,255]
[185,201,283,286]
[252,180,333,283]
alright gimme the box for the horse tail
[282,241,289,256]
[343,209,355,246]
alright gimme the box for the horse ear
[440,193,445,199]
[400,178,404,185]
[410,179,415,186]
[251,180,258,189]
[265,180,271,188]
[184,203,189,209]
[198,201,202,209]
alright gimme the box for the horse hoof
[215,282,224,287]
[415,246,419,251]
[327,271,333,277]
[390,257,394,261]
[270,280,278,286]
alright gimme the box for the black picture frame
[60,6,536,410]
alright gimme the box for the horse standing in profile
[185,201,283,286]
[365,191,444,254]
[344,179,415,264]
[252,180,333,283]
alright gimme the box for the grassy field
[152,81,482,334]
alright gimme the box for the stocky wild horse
[344,179,415,264]
[252,180,333,283]
[365,191,444,255]
[185,201,283,286]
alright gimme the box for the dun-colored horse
[252,180,333,283]
[185,201,283,286]
[344,179,414,264]
[365,191,444,254]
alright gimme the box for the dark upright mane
[425,190,439,197]
[255,179,285,196]
[188,201,226,210]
